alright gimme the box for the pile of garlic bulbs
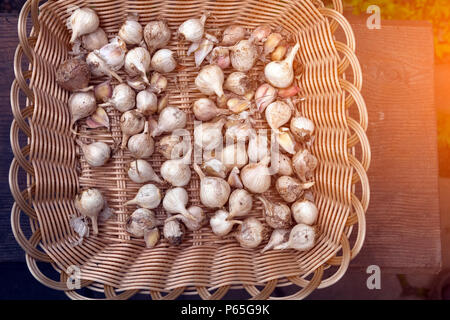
[61,7,320,253]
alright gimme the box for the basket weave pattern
[10,0,370,300]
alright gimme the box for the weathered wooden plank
[342,18,441,273]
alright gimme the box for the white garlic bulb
[265,101,292,130]
[264,43,300,88]
[95,37,127,72]
[290,116,315,144]
[160,150,192,187]
[120,110,145,148]
[291,199,318,225]
[234,217,267,249]
[274,223,316,251]
[81,28,108,51]
[86,51,123,83]
[193,98,230,121]
[162,187,195,220]
[261,229,290,253]
[152,106,187,137]
[144,20,171,53]
[163,218,185,246]
[218,143,248,172]
[128,121,155,159]
[126,208,159,238]
[119,15,143,45]
[68,91,97,127]
[124,47,151,84]
[178,14,207,42]
[230,39,258,72]
[136,90,158,115]
[195,64,224,97]
[128,159,163,184]
[74,188,104,235]
[151,49,177,73]
[67,7,99,43]
[157,131,191,160]
[258,195,292,229]
[125,184,162,209]
[193,163,230,209]
[247,131,270,163]
[224,72,251,96]
[210,209,241,236]
[222,25,246,46]
[292,149,318,182]
[228,189,253,220]
[194,118,226,151]
[240,156,272,194]
[99,83,136,112]
[77,140,111,167]
[272,152,293,176]
[275,175,314,203]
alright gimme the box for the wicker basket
[10,0,370,300]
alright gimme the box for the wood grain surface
[1,14,441,273]
[341,18,441,273]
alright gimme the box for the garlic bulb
[272,152,293,176]
[292,149,318,182]
[218,143,248,172]
[234,217,267,249]
[149,72,168,94]
[210,209,241,236]
[163,218,185,246]
[290,116,315,144]
[240,156,272,194]
[128,121,155,158]
[144,20,171,53]
[258,195,292,229]
[68,91,97,128]
[261,229,290,253]
[128,159,163,184]
[291,199,318,226]
[95,37,127,72]
[265,101,292,130]
[166,206,207,231]
[274,223,316,251]
[193,98,230,121]
[178,14,207,42]
[74,188,104,235]
[247,131,270,163]
[125,184,162,209]
[124,47,151,84]
[136,90,158,115]
[224,72,252,96]
[227,167,243,189]
[250,24,271,43]
[160,150,192,187]
[119,15,143,45]
[120,110,145,148]
[126,208,159,238]
[209,47,230,69]
[163,187,195,220]
[157,131,191,160]
[275,175,314,203]
[255,83,277,113]
[195,64,224,97]
[194,118,226,151]
[86,51,123,83]
[202,159,227,179]
[56,58,91,92]
[193,163,231,208]
[151,49,177,73]
[230,40,258,72]
[67,7,99,43]
[77,140,111,167]
[81,28,108,51]
[228,189,253,220]
[99,83,136,112]
[152,106,187,137]
[264,43,300,88]
[222,25,246,46]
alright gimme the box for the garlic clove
[261,229,290,253]
[178,14,208,43]
[254,83,277,113]
[202,159,227,179]
[149,72,168,94]
[271,41,288,61]
[187,41,201,56]
[151,49,177,73]
[234,217,268,249]
[125,184,162,209]
[126,76,147,91]
[166,206,207,231]
[126,208,159,238]
[193,163,231,209]
[94,81,113,103]
[157,131,191,160]
[250,24,272,43]
[77,140,111,167]
[291,199,318,226]
[144,20,171,54]
[81,28,108,51]
[272,152,293,176]
[292,148,318,182]
[144,227,160,248]
[210,209,241,236]
[222,25,246,46]
[86,51,123,83]
[227,167,243,189]
[157,94,169,113]
[227,98,251,114]
[275,175,314,203]
[120,110,145,149]
[195,64,225,97]
[119,14,143,45]
[263,33,283,56]
[209,47,231,69]
[290,116,315,145]
[69,215,89,246]
[264,43,300,88]
[124,47,151,84]
[163,187,195,220]
[275,129,297,155]
[257,195,292,229]
[127,121,155,158]
[194,37,216,67]
[240,156,272,194]
[274,223,316,251]
[228,189,253,220]
[265,100,292,130]
[86,107,110,130]
[56,58,91,92]
[230,39,258,72]
[128,159,163,184]
[136,90,158,115]
[67,7,100,43]
[279,85,301,98]
[74,188,104,235]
